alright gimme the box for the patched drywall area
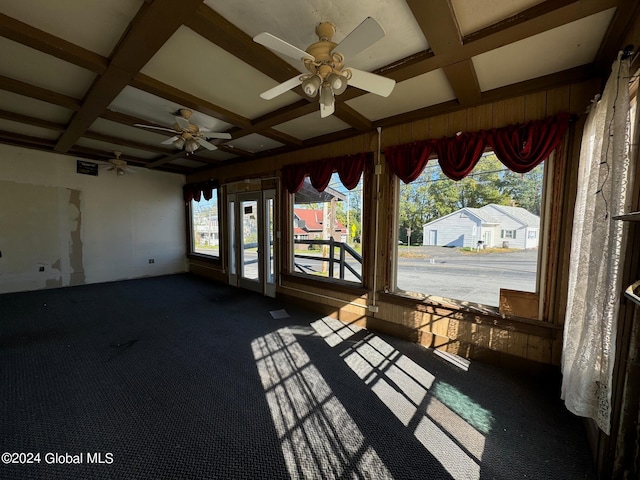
[0,181,73,291]
[0,144,187,294]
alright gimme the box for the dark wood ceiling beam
[0,13,108,74]
[67,144,148,163]
[479,63,596,102]
[406,0,482,105]
[334,103,372,131]
[385,0,618,83]
[131,74,251,129]
[594,0,640,72]
[243,101,319,135]
[0,75,81,111]
[82,130,174,155]
[68,145,189,174]
[0,128,186,174]
[261,128,303,146]
[407,0,461,53]
[465,0,608,43]
[442,60,482,104]
[0,129,56,147]
[0,109,65,131]
[54,0,205,153]
[185,4,300,83]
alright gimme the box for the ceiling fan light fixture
[302,75,322,98]
[116,168,125,176]
[173,137,185,150]
[328,72,348,95]
[185,138,199,153]
[320,84,334,107]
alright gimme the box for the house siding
[422,211,482,248]
[480,205,537,249]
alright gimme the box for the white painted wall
[0,144,187,294]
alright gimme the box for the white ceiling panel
[0,90,73,124]
[0,119,60,140]
[0,37,96,98]
[346,69,456,121]
[140,26,300,119]
[1,0,144,57]
[89,118,173,146]
[75,138,158,160]
[274,112,351,140]
[473,9,616,92]
[226,134,284,154]
[451,0,545,36]
[206,0,428,72]
[108,86,235,134]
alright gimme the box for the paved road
[397,247,537,306]
[294,246,537,307]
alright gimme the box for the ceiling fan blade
[203,132,232,140]
[174,115,190,130]
[347,68,396,97]
[134,124,177,134]
[253,32,314,63]
[161,136,179,145]
[197,138,218,151]
[334,17,385,59]
[260,75,302,100]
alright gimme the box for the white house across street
[422,204,540,249]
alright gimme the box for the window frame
[390,149,553,313]
[187,187,222,262]
[287,173,365,287]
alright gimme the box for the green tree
[499,164,544,214]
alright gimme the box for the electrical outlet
[148,259,154,264]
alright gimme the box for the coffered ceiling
[0,0,635,175]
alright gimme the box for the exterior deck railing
[293,238,362,282]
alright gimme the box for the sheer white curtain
[562,54,631,434]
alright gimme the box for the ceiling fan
[134,109,232,153]
[102,151,132,176]
[254,17,396,118]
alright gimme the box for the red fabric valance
[384,112,572,183]
[436,131,486,181]
[183,179,219,202]
[384,140,434,184]
[487,111,571,173]
[282,152,371,193]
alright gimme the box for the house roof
[0,1,631,176]
[465,207,500,225]
[423,206,499,227]
[294,208,347,232]
[480,204,540,227]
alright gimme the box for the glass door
[226,189,276,297]
[238,192,261,293]
[263,189,276,297]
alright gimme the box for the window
[395,151,545,307]
[190,189,220,257]
[291,174,362,284]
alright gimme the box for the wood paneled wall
[188,78,603,370]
